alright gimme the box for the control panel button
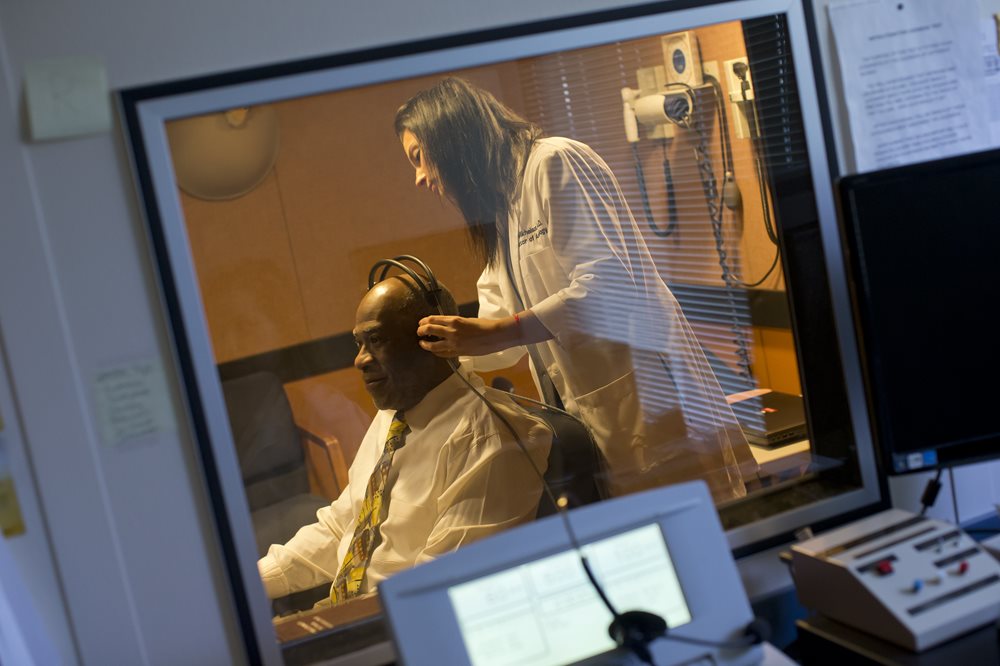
[876,559,894,576]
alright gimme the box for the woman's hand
[417,312,553,357]
[416,316,514,357]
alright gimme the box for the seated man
[258,275,551,604]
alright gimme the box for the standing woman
[395,77,755,502]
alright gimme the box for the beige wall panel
[181,174,310,363]
[349,228,483,306]
[757,327,802,394]
[274,64,523,342]
[749,327,772,388]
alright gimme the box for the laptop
[729,390,807,447]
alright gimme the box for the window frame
[119,0,884,660]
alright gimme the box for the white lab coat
[472,137,754,501]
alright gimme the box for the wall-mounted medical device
[724,57,758,140]
[791,509,1000,652]
[661,31,703,88]
[621,31,705,141]
[621,85,696,141]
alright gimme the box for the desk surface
[794,614,1000,666]
[751,439,810,465]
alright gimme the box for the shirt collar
[394,361,483,432]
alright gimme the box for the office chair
[221,371,345,553]
[490,381,609,518]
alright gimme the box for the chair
[221,371,349,555]
[510,396,610,518]
[222,371,352,612]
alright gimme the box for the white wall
[2,0,999,663]
[810,0,1000,523]
[0,0,655,663]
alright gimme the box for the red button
[876,560,894,576]
[958,561,969,575]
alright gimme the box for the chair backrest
[517,400,609,518]
[221,371,310,512]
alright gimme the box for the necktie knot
[386,412,408,452]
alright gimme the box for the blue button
[912,579,923,593]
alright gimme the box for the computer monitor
[837,148,1000,474]
[379,481,760,666]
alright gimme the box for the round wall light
[167,105,280,201]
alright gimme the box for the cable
[369,256,642,660]
[735,66,778,247]
[738,247,780,288]
[660,139,679,237]
[447,367,628,649]
[630,140,678,239]
[632,144,676,239]
[919,468,944,516]
[494,386,610,501]
[691,106,754,387]
[371,256,768,664]
[948,467,959,525]
[703,74,734,176]
[728,61,782,288]
[608,610,770,659]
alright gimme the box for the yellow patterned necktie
[330,412,408,603]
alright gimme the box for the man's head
[353,274,457,411]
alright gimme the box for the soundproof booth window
[121,0,881,656]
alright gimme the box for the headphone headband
[367,255,444,314]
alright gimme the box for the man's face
[353,281,441,411]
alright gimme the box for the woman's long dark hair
[395,78,542,267]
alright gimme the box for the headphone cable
[369,256,630,649]
[369,255,769,663]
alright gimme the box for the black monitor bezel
[836,147,1000,476]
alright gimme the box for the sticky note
[24,57,111,141]
[93,358,174,449]
[0,476,25,538]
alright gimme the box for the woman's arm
[419,140,630,359]
[416,310,551,357]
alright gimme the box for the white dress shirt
[257,369,551,599]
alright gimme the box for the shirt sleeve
[413,417,550,564]
[469,264,528,372]
[256,420,386,599]
[256,490,354,599]
[526,142,641,347]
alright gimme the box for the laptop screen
[447,524,691,666]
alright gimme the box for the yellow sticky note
[0,476,26,538]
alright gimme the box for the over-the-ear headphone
[368,254,445,315]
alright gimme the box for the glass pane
[162,12,862,652]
